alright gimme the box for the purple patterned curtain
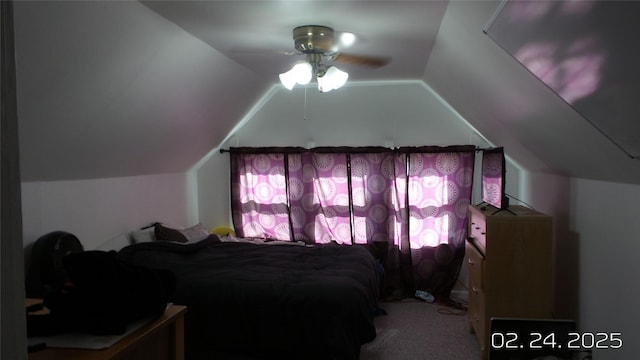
[230,152,291,239]
[406,151,475,297]
[350,152,412,298]
[288,152,352,244]
[230,146,475,300]
[350,152,407,245]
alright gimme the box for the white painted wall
[570,178,640,359]
[514,170,577,320]
[197,153,233,230]
[222,82,487,148]
[21,172,197,254]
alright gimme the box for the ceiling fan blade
[229,47,299,56]
[332,53,390,68]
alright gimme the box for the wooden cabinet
[465,204,553,359]
[28,303,187,360]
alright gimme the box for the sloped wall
[14,0,269,181]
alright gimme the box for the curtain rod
[220,146,498,154]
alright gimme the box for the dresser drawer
[466,241,484,291]
[469,288,486,352]
[466,240,486,349]
[469,214,487,251]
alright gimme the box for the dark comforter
[117,236,380,359]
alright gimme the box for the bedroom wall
[223,82,487,149]
[570,178,640,360]
[484,169,640,359]
[512,170,577,320]
[21,172,198,256]
[196,153,232,230]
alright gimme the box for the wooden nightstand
[27,300,187,360]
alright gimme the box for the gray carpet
[360,299,481,359]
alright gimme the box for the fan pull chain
[303,86,308,121]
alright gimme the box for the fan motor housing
[293,25,334,54]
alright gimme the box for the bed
[117,235,381,359]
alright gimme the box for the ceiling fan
[279,25,390,92]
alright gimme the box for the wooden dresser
[465,204,553,359]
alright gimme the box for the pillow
[179,223,210,243]
[210,226,236,237]
[130,228,156,243]
[97,233,132,251]
[154,223,188,243]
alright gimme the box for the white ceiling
[12,0,640,184]
[141,0,449,82]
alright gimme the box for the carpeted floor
[360,299,481,359]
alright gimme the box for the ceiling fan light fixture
[279,62,313,90]
[317,73,331,93]
[279,70,296,90]
[291,62,313,85]
[278,25,388,92]
[318,66,348,92]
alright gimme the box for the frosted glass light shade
[279,63,313,90]
[317,74,332,93]
[279,70,296,90]
[326,66,348,88]
[291,63,312,84]
[317,66,349,92]
[280,63,348,92]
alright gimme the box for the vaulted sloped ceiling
[425,1,640,184]
[13,1,640,184]
[15,1,270,181]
